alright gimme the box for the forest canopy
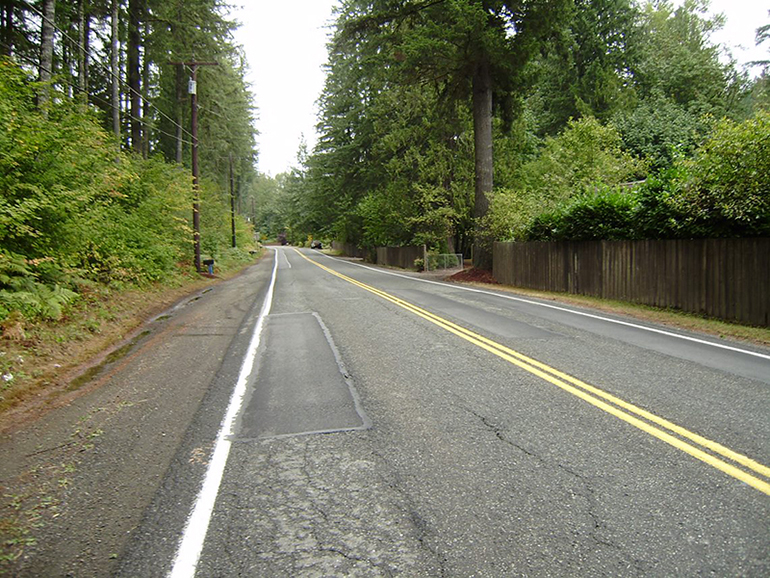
[245,0,769,261]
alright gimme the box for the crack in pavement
[459,404,652,574]
[368,447,450,578]
[198,435,441,576]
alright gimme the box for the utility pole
[168,60,218,272]
[111,0,120,140]
[229,152,237,248]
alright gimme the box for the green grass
[467,282,770,347]
[0,250,263,418]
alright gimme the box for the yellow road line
[295,250,770,495]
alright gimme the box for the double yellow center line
[296,250,770,495]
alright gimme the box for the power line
[18,0,195,141]
[0,44,195,148]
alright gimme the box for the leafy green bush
[520,117,645,203]
[0,58,257,322]
[525,187,637,241]
[487,117,645,242]
[0,60,127,262]
[68,157,193,285]
[628,167,695,239]
[484,188,538,242]
[672,112,770,236]
[517,112,770,242]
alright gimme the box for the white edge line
[168,248,279,578]
[315,252,770,362]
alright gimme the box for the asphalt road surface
[4,247,769,577]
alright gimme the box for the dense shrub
[520,117,645,203]
[486,117,646,242]
[631,169,689,239]
[521,112,770,242]
[0,59,255,321]
[613,96,708,171]
[525,187,637,241]
[673,112,770,236]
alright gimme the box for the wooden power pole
[229,152,236,249]
[168,60,218,272]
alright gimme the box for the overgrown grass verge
[0,251,262,421]
[456,280,770,346]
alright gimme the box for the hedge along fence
[493,238,770,327]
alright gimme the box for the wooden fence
[375,245,425,270]
[493,238,770,326]
[331,242,426,270]
[331,241,367,259]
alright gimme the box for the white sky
[230,0,338,177]
[230,1,769,177]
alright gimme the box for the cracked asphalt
[5,247,769,576]
[181,248,770,575]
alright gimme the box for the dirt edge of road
[0,260,264,436]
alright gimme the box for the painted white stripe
[317,252,770,362]
[168,249,278,578]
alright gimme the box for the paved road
[4,247,768,576]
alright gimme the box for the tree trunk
[127,0,142,153]
[471,58,494,270]
[39,0,56,116]
[77,0,90,104]
[1,3,14,56]
[111,0,120,141]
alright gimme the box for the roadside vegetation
[0,0,260,416]
[0,62,258,414]
[246,0,769,262]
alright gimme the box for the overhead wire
[18,0,196,142]
[0,41,194,148]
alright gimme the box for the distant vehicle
[310,240,322,249]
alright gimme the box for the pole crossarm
[167,61,220,67]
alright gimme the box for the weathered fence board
[331,241,366,259]
[494,239,770,326]
[375,245,425,270]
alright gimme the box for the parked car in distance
[310,240,322,249]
